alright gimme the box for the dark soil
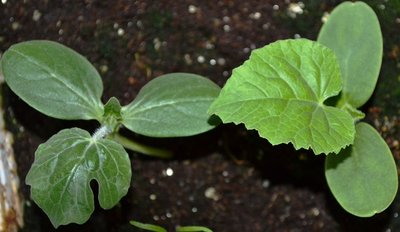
[1,1,400,232]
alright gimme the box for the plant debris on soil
[1,1,400,231]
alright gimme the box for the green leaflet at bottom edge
[325,122,398,217]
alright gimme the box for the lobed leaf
[25,128,131,227]
[1,40,104,120]
[121,73,221,137]
[209,39,355,154]
[318,1,383,108]
[325,122,398,217]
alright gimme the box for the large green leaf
[209,39,355,154]
[317,1,383,108]
[121,73,221,137]
[1,40,104,120]
[325,122,398,217]
[25,128,131,227]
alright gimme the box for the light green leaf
[25,128,131,227]
[121,73,221,137]
[209,39,355,154]
[1,40,104,120]
[130,220,167,232]
[318,1,383,108]
[176,226,213,232]
[325,122,398,217]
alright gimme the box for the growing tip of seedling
[92,125,111,140]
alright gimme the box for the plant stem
[112,133,172,159]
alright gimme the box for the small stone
[311,207,320,216]
[163,167,174,176]
[188,5,197,14]
[149,194,157,200]
[262,180,270,188]
[117,28,125,36]
[197,55,205,63]
[217,58,226,66]
[250,12,261,20]
[32,10,41,21]
[223,24,231,32]
[321,12,330,23]
[11,22,20,30]
[184,54,193,65]
[287,2,305,18]
[204,187,220,201]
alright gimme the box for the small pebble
[217,58,226,66]
[262,180,270,188]
[188,5,197,14]
[117,28,124,36]
[149,194,157,200]
[311,207,320,216]
[205,187,220,201]
[197,55,205,63]
[250,12,261,20]
[163,167,174,176]
[11,22,20,30]
[223,24,231,32]
[32,10,41,21]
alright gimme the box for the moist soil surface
[1,1,400,232]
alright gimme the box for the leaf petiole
[111,133,172,159]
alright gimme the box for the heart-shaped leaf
[325,122,398,217]
[121,73,221,137]
[318,2,383,108]
[209,39,355,154]
[25,128,131,227]
[1,40,104,120]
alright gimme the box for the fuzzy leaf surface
[318,2,382,108]
[25,128,131,227]
[1,40,104,120]
[209,39,355,154]
[122,73,220,137]
[325,122,398,217]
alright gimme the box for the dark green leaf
[318,2,382,108]
[1,40,104,120]
[121,73,220,137]
[325,122,398,217]
[25,128,131,227]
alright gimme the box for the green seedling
[130,220,213,232]
[0,40,220,227]
[209,1,398,217]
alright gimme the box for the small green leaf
[130,220,167,232]
[121,73,221,137]
[1,40,104,120]
[209,39,355,154]
[318,2,383,108]
[25,128,131,227]
[176,226,213,232]
[325,122,398,217]
[102,97,122,132]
